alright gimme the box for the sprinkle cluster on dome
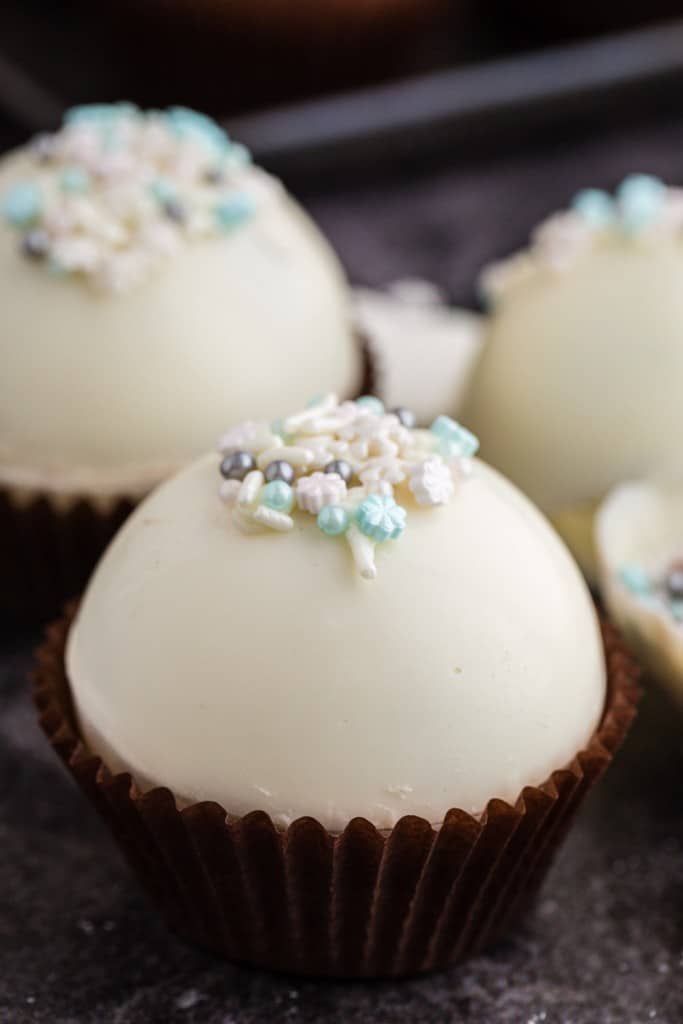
[618,558,683,625]
[0,103,274,292]
[480,174,683,306]
[217,394,479,580]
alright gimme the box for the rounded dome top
[0,105,360,493]
[67,397,606,831]
[467,175,683,514]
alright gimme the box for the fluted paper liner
[2,338,376,622]
[33,612,639,977]
[0,488,135,621]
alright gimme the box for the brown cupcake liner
[1,335,377,623]
[0,487,135,622]
[33,611,640,977]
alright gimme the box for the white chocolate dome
[0,107,360,495]
[67,409,605,831]
[465,177,683,577]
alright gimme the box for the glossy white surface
[67,453,606,830]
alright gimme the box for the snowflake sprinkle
[216,395,479,580]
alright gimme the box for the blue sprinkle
[149,178,176,204]
[355,494,406,543]
[261,480,294,513]
[571,188,615,229]
[356,395,384,416]
[60,166,90,194]
[318,505,350,537]
[65,102,139,126]
[214,192,255,230]
[1,182,42,227]
[671,599,683,623]
[617,174,666,234]
[165,107,230,154]
[225,142,252,169]
[618,564,651,596]
[430,416,479,457]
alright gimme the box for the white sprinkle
[257,445,314,471]
[175,989,202,1010]
[232,508,264,534]
[252,505,294,531]
[283,394,337,432]
[346,524,377,580]
[219,479,241,506]
[238,470,264,509]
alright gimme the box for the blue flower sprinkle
[430,416,479,458]
[65,102,139,126]
[214,192,255,230]
[355,495,406,543]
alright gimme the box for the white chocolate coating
[596,480,683,705]
[0,149,360,493]
[466,238,683,574]
[67,453,606,831]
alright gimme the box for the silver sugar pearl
[264,460,295,485]
[204,167,224,185]
[666,566,683,600]
[164,199,186,224]
[220,450,255,481]
[392,406,416,429]
[21,230,50,260]
[324,459,353,484]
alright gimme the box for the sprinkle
[2,181,42,226]
[21,230,50,260]
[214,192,255,230]
[238,469,264,509]
[571,188,614,229]
[264,460,295,485]
[318,505,350,536]
[60,166,91,193]
[391,406,417,429]
[257,445,313,472]
[220,450,255,481]
[261,480,294,513]
[324,459,353,484]
[296,471,347,514]
[356,395,384,415]
[355,494,406,543]
[618,564,651,596]
[232,507,265,534]
[346,524,377,579]
[252,505,294,531]
[409,457,455,506]
[617,174,666,234]
[163,198,186,224]
[430,416,480,458]
[219,421,279,455]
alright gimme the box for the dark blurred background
[3,2,683,308]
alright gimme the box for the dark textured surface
[3,109,683,1021]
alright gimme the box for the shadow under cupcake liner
[32,611,640,978]
[2,336,377,624]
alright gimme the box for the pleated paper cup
[33,612,639,978]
